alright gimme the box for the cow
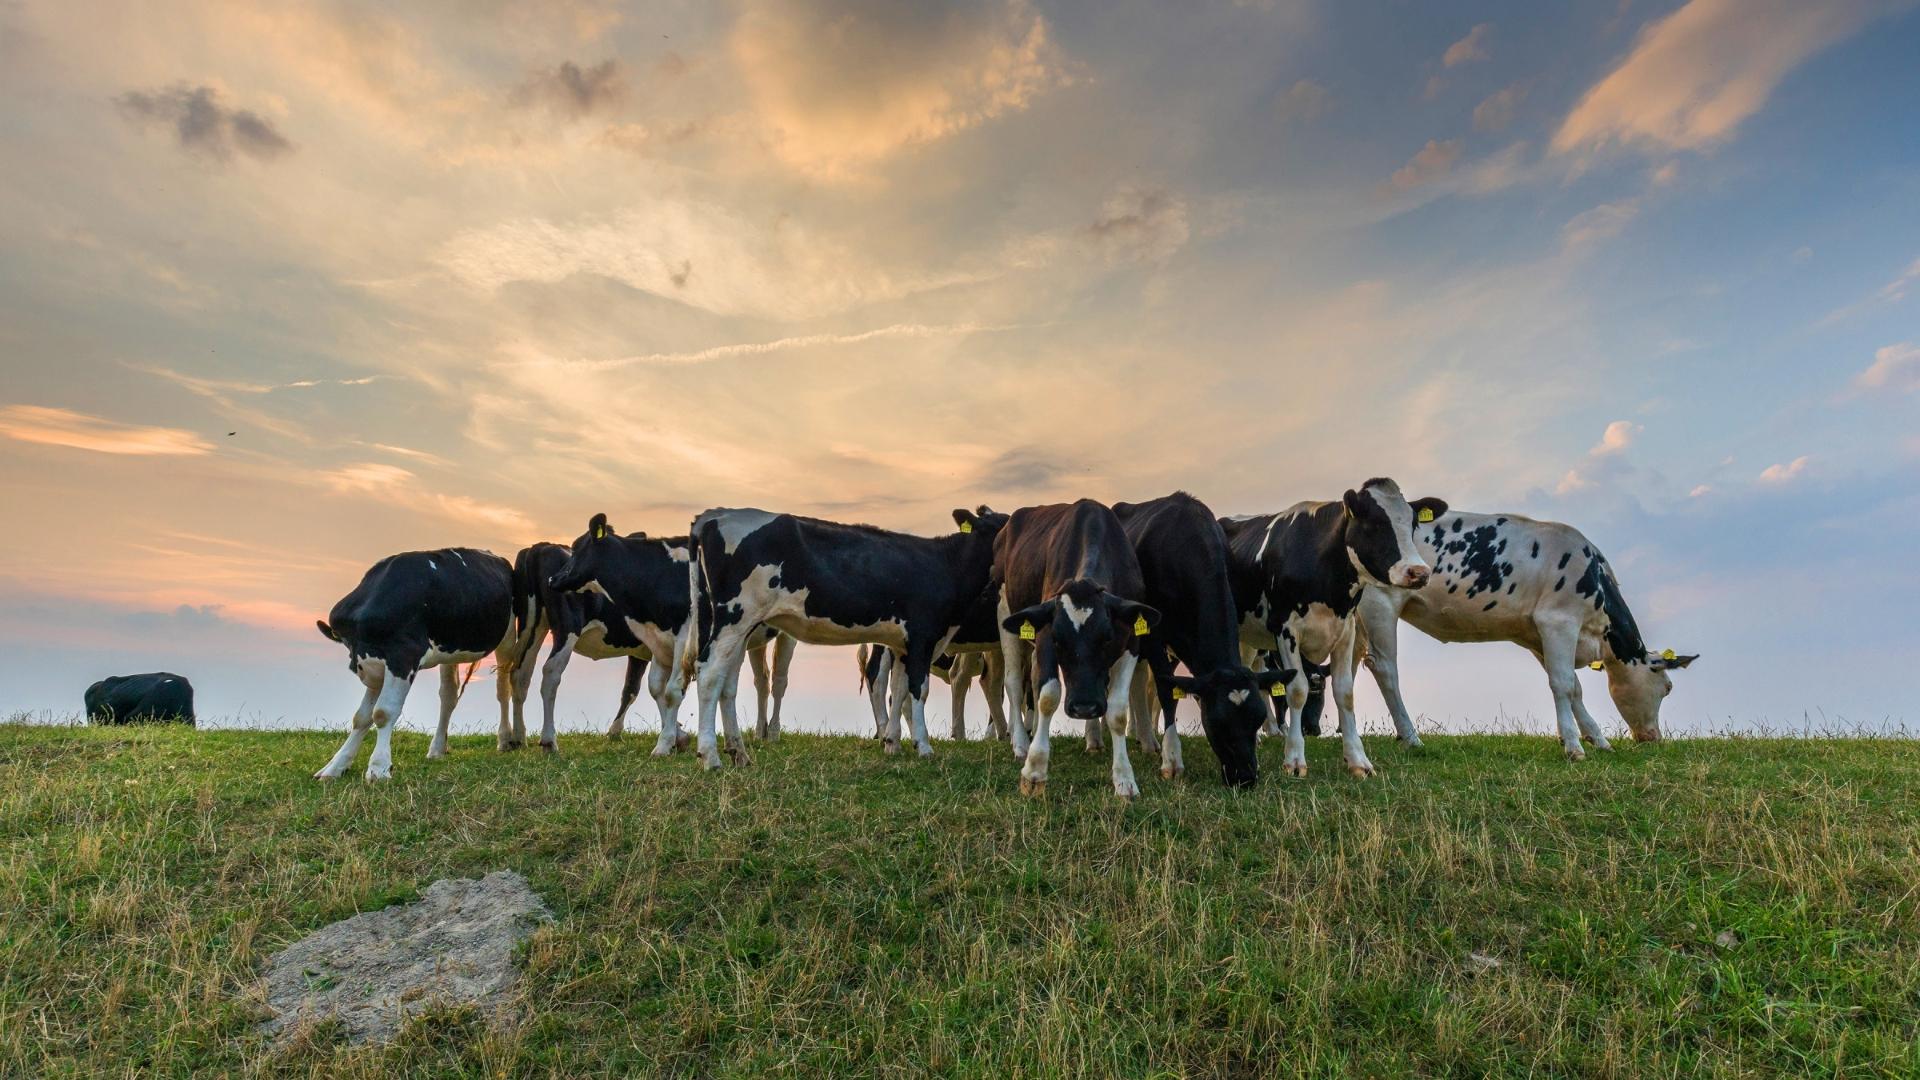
[496,540,648,754]
[1246,650,1325,738]
[1353,509,1698,759]
[313,547,514,781]
[995,499,1162,798]
[680,506,1009,769]
[857,589,1011,743]
[1112,493,1290,788]
[543,514,797,757]
[1221,477,1447,780]
[85,672,194,725]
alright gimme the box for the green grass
[3,722,1918,1077]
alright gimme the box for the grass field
[3,721,1918,1077]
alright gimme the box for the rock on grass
[259,870,551,1049]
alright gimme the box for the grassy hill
[2,722,1917,1077]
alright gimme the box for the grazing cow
[313,547,514,781]
[543,515,796,757]
[1354,509,1698,759]
[1112,493,1290,788]
[681,506,1009,768]
[1221,478,1447,779]
[995,499,1162,798]
[85,672,194,726]
[1246,650,1326,738]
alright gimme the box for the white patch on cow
[420,640,490,668]
[573,620,632,660]
[428,559,438,571]
[727,562,910,649]
[700,508,779,555]
[451,550,466,564]
[667,545,691,563]
[1238,609,1279,650]
[1036,677,1062,717]
[1357,479,1432,589]
[581,580,612,601]
[1228,689,1249,706]
[1060,593,1093,630]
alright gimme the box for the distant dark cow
[1246,649,1325,738]
[995,499,1161,798]
[1221,478,1447,779]
[1112,493,1289,788]
[542,515,796,757]
[313,547,514,781]
[85,672,194,725]
[1355,509,1698,759]
[858,588,1011,742]
[681,506,1008,768]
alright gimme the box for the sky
[1,0,1916,741]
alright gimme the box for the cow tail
[676,535,708,684]
[504,547,543,673]
[857,643,871,691]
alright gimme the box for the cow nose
[1402,565,1431,588]
[1066,701,1102,721]
[1222,767,1257,789]
[1633,728,1661,743]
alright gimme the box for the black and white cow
[995,499,1162,798]
[857,588,1011,743]
[1354,509,1698,759]
[543,514,796,757]
[85,672,194,726]
[497,540,648,754]
[1112,493,1290,788]
[313,547,514,781]
[681,506,1009,768]
[1221,478,1447,779]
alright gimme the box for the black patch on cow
[86,673,194,725]
[1572,551,1650,662]
[1482,600,1497,610]
[1445,524,1509,599]
[322,548,514,679]
[1554,576,1565,591]
[1452,518,1464,533]
[1557,552,1571,570]
[1530,540,1540,559]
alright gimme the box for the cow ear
[1255,668,1295,691]
[1003,601,1056,636]
[588,512,610,540]
[952,508,978,533]
[1411,497,1448,524]
[1651,651,1698,671]
[1342,489,1363,519]
[1167,674,1203,700]
[316,620,341,643]
[1110,598,1161,635]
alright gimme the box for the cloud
[509,59,627,119]
[1552,0,1906,156]
[1275,79,1331,123]
[1561,198,1641,250]
[1855,341,1920,392]
[1443,24,1492,68]
[322,463,533,534]
[1387,139,1462,191]
[1556,469,1591,494]
[729,0,1071,179]
[1473,83,1527,132]
[1822,257,1920,324]
[1758,456,1810,484]
[1689,484,1713,497]
[1590,419,1641,456]
[1084,188,1190,263]
[534,322,1011,372]
[0,405,214,456]
[114,83,293,163]
[977,446,1069,492]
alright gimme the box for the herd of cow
[291,478,1697,796]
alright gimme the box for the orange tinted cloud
[0,405,214,456]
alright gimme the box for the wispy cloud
[1443,23,1492,68]
[509,59,627,120]
[0,405,213,456]
[1553,0,1904,156]
[1758,455,1810,484]
[322,463,533,534]
[1821,257,1920,324]
[520,322,1015,372]
[1855,342,1920,392]
[1473,83,1527,132]
[115,83,293,163]
[1386,139,1462,192]
[1562,198,1641,250]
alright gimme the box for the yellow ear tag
[1019,622,1035,641]
[594,525,606,539]
[1589,660,1604,671]
[1133,614,1149,636]
[1171,687,1186,700]
[959,520,972,533]
[1271,683,1286,698]
[1417,508,1435,523]
[1661,648,1677,661]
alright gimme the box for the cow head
[1603,650,1698,742]
[1167,665,1293,788]
[953,505,1010,542]
[1342,478,1447,590]
[1004,579,1160,722]
[548,512,630,594]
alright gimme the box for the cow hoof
[540,742,557,756]
[1160,764,1183,780]
[729,746,753,767]
[1114,782,1139,800]
[651,744,675,758]
[701,750,724,771]
[1565,747,1586,763]
[505,739,524,751]
[1347,764,1374,780]
[313,770,337,783]
[426,749,447,761]
[1019,776,1047,798]
[364,768,391,782]
[1284,762,1308,779]
[1592,740,1615,753]
[882,739,899,755]
[607,731,623,742]
[1400,735,1425,749]
[674,732,692,751]
[917,744,933,759]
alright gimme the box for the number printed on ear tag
[1133,614,1150,636]
[1171,687,1186,700]
[1019,622,1035,641]
[1271,683,1286,698]
[1417,508,1435,523]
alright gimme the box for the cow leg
[316,672,381,781]
[364,666,415,782]
[1571,684,1614,752]
[903,646,937,758]
[981,650,1010,741]
[694,625,751,771]
[748,631,773,740]
[1128,664,1160,755]
[1358,590,1421,747]
[1331,629,1373,778]
[999,631,1032,761]
[866,648,893,740]
[428,664,458,759]
[1537,621,1587,761]
[720,650,751,766]
[1022,665,1060,797]
[949,654,979,741]
[1246,645,1284,738]
[768,633,794,740]
[883,653,909,754]
[537,634,575,755]
[648,659,685,756]
[609,656,645,740]
[495,651,515,752]
[505,639,537,750]
[1084,692,1106,754]
[1106,652,1142,799]
[1281,666,1310,779]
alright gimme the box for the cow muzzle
[1398,564,1431,589]
[1066,700,1103,721]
